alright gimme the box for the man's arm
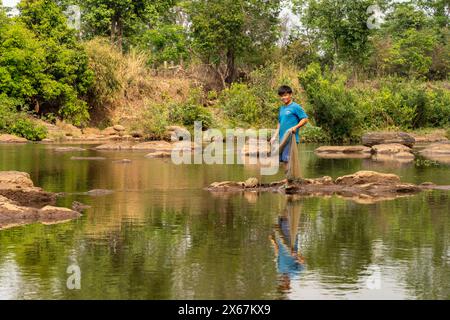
[291,118,309,133]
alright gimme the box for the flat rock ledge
[316,143,416,162]
[207,171,446,204]
[0,171,82,229]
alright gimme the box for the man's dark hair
[278,85,293,96]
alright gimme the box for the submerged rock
[315,146,372,159]
[113,159,132,164]
[54,147,87,152]
[362,132,415,148]
[145,151,172,158]
[207,171,435,204]
[85,189,114,197]
[419,142,450,164]
[95,142,134,150]
[70,156,106,161]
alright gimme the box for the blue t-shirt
[279,102,308,143]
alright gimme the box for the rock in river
[362,132,416,148]
[207,171,433,204]
[315,146,372,159]
[419,142,450,164]
[0,172,82,229]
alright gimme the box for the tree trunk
[110,14,123,51]
[110,17,116,45]
[117,19,123,52]
[225,48,236,85]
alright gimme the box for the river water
[0,143,449,300]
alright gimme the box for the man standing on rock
[271,86,309,184]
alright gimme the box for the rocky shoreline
[0,171,83,229]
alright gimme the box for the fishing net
[278,131,302,182]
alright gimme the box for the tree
[292,0,377,69]
[11,0,94,125]
[376,2,448,79]
[75,0,178,51]
[184,0,281,87]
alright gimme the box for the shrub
[169,89,213,129]
[0,94,47,141]
[299,63,450,142]
[139,103,169,140]
[299,63,363,142]
[301,124,330,143]
[219,83,261,126]
[0,1,93,126]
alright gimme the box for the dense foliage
[0,0,448,141]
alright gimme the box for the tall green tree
[11,0,94,125]
[292,0,377,69]
[184,0,281,87]
[74,0,178,51]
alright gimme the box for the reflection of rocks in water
[0,171,83,229]
[372,153,415,164]
[207,171,437,204]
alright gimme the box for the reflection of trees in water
[299,192,450,298]
[1,144,450,299]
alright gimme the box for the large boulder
[362,132,415,148]
[101,127,118,136]
[315,146,372,159]
[113,125,126,132]
[372,143,412,154]
[0,134,28,144]
[410,130,449,144]
[335,171,401,186]
[0,171,56,207]
[167,126,190,142]
[0,196,81,229]
[0,171,35,189]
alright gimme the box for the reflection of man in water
[270,198,305,291]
